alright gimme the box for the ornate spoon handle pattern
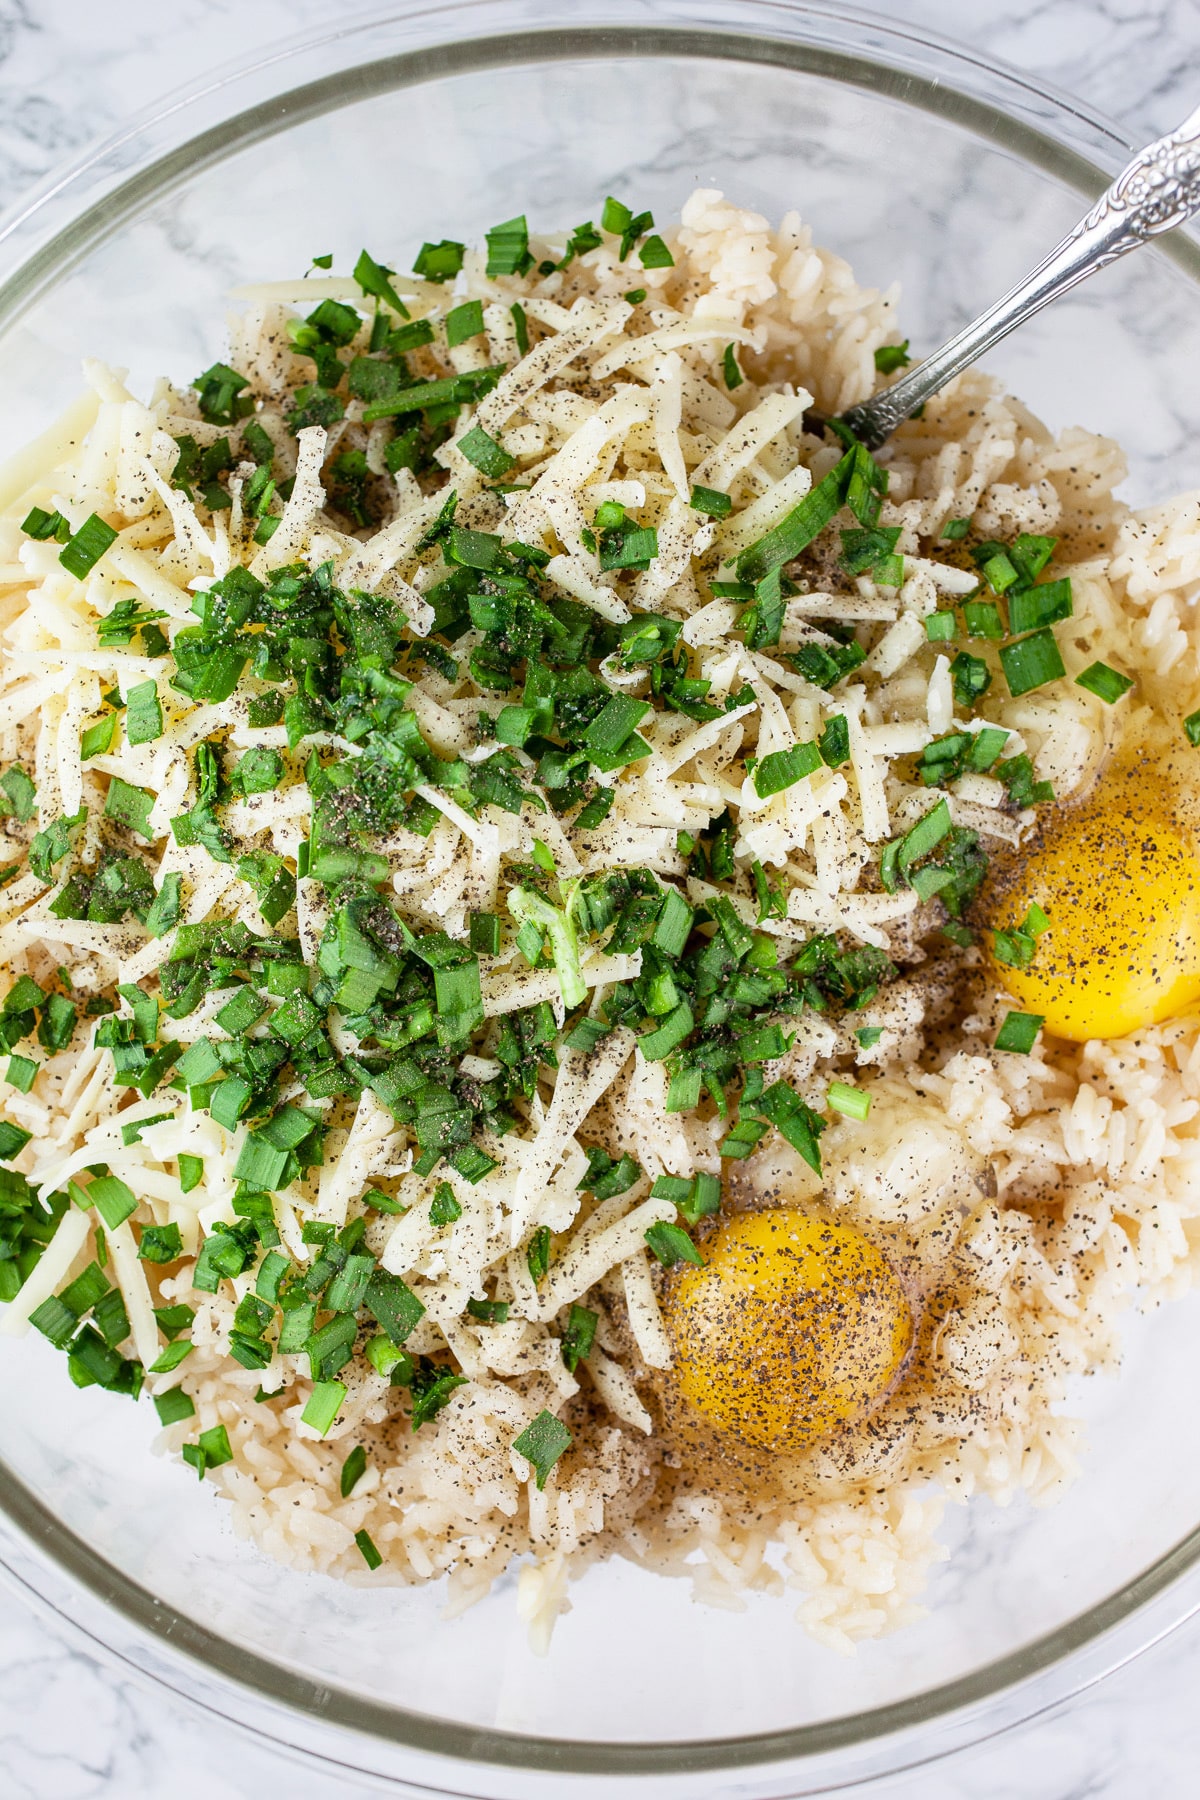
[837,103,1200,448]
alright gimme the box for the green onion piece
[963,600,1004,640]
[512,1408,572,1490]
[560,1302,598,1372]
[446,299,485,347]
[689,485,732,518]
[753,742,821,799]
[1006,577,1073,634]
[150,1338,194,1373]
[827,1080,870,1121]
[5,1054,37,1093]
[125,680,163,745]
[86,1175,137,1230]
[951,651,991,707]
[994,1010,1044,1054]
[429,1182,462,1227]
[485,215,530,277]
[722,343,743,390]
[638,234,674,269]
[999,629,1066,699]
[511,303,529,356]
[925,612,957,642]
[736,449,853,584]
[138,1223,183,1264]
[59,512,117,580]
[1075,661,1134,703]
[458,423,515,479]
[412,240,464,283]
[178,1153,204,1194]
[874,340,911,374]
[104,777,155,839]
[352,247,409,317]
[645,1220,703,1268]
[302,1379,346,1436]
[1185,711,1200,747]
[153,1388,195,1426]
[940,516,971,541]
[526,1225,552,1285]
[469,911,501,955]
[340,1444,368,1497]
[638,999,694,1062]
[355,1527,383,1569]
[0,764,35,822]
[81,713,117,759]
[818,714,850,768]
[856,1026,884,1049]
[0,1120,30,1159]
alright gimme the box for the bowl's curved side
[3,4,1200,1793]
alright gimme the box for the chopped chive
[925,611,957,642]
[340,1444,368,1497]
[412,240,464,283]
[59,512,117,580]
[753,742,821,799]
[302,1379,346,1436]
[994,1010,1043,1054]
[827,1080,870,1121]
[963,600,1004,640]
[445,299,485,347]
[722,343,743,390]
[86,1175,137,1230]
[856,1026,884,1049]
[645,1220,703,1268]
[874,340,911,374]
[638,234,674,269]
[178,1153,204,1193]
[689,484,732,518]
[458,423,515,479]
[526,1225,551,1285]
[485,215,530,278]
[511,302,529,356]
[355,1527,383,1569]
[624,288,646,303]
[940,516,971,541]
[1185,710,1200,747]
[5,1054,36,1092]
[81,713,117,759]
[125,680,163,745]
[999,629,1066,698]
[512,1408,572,1490]
[104,777,155,839]
[1006,577,1073,634]
[1075,661,1134,703]
[153,1387,195,1426]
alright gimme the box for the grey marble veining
[1,0,1199,1795]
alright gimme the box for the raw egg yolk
[666,1209,912,1453]
[990,765,1200,1042]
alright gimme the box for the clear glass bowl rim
[2,2,1200,1791]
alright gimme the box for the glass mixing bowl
[3,3,1200,1793]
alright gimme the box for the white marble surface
[1,0,1199,1795]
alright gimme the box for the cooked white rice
[0,188,1198,1657]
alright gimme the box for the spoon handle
[839,102,1200,448]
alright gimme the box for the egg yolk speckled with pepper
[989,747,1200,1041]
[665,1209,913,1452]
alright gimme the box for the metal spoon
[818,103,1200,450]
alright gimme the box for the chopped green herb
[1075,661,1134,703]
[355,1527,383,1569]
[999,629,1066,699]
[59,513,117,580]
[512,1408,572,1490]
[722,343,743,390]
[340,1444,368,1496]
[994,1010,1044,1054]
[874,340,911,374]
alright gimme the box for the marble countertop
[1,0,1198,1795]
